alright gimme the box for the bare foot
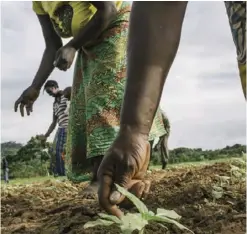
[78,181,99,199]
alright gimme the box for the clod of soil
[1,161,246,234]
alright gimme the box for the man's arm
[44,113,57,138]
[66,1,117,50]
[31,15,63,89]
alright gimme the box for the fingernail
[110,191,121,202]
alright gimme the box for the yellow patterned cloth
[32,1,123,38]
[63,2,166,182]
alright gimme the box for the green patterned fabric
[224,1,246,97]
[65,2,166,182]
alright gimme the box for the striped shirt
[53,95,69,127]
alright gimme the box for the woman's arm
[120,2,188,135]
[66,1,117,50]
[31,14,63,90]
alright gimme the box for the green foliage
[211,157,246,203]
[84,184,194,234]
[150,144,246,165]
[9,159,50,178]
[1,141,23,163]
[1,136,52,179]
[16,136,51,162]
[2,138,246,179]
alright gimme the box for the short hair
[63,86,72,94]
[44,80,59,90]
[63,86,72,99]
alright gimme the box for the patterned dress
[225,1,246,98]
[32,1,166,182]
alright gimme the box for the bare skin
[97,2,188,218]
[15,2,117,116]
[79,156,104,198]
[14,2,118,195]
[14,15,62,117]
[98,1,246,217]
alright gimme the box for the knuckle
[122,158,135,172]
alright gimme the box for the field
[1,158,246,234]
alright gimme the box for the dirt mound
[1,161,246,234]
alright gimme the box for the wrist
[66,40,78,50]
[31,81,43,91]
[119,124,149,140]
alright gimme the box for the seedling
[84,184,194,234]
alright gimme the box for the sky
[1,1,246,150]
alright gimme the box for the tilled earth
[1,160,246,234]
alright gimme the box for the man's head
[44,80,59,97]
[63,86,72,100]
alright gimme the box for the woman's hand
[14,86,40,117]
[54,46,76,71]
[97,129,151,218]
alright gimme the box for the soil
[1,160,246,234]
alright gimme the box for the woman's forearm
[31,47,59,90]
[120,2,188,135]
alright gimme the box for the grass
[2,175,67,186]
[150,156,245,170]
[3,156,245,186]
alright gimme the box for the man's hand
[14,86,40,117]
[54,46,76,71]
[37,134,47,142]
[37,134,47,147]
[97,130,151,218]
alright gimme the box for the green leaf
[84,219,115,229]
[211,190,223,199]
[115,184,149,214]
[147,214,194,234]
[98,213,122,224]
[211,185,224,200]
[156,208,181,220]
[120,213,148,234]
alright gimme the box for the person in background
[2,157,9,184]
[63,87,72,115]
[14,2,166,193]
[41,80,69,177]
[151,111,171,170]
[97,1,246,218]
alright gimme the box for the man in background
[63,86,72,115]
[40,80,69,177]
[150,111,171,169]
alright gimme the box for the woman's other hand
[14,86,40,117]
